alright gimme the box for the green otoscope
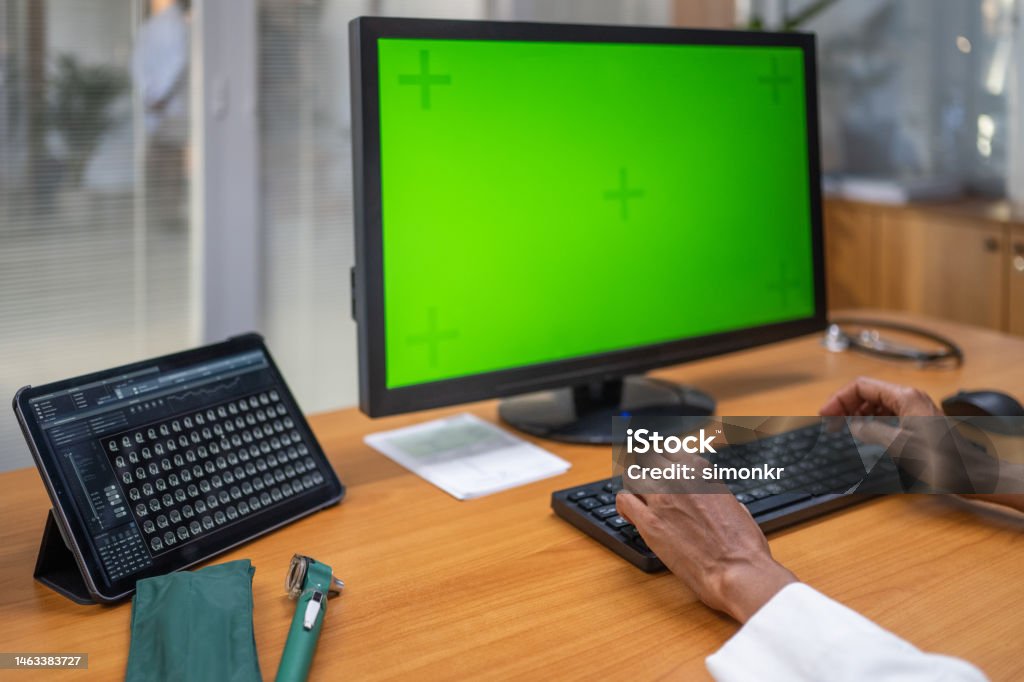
[274,554,345,682]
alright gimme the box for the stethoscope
[823,317,964,367]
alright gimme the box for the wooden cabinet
[876,209,1006,330]
[1010,227,1024,336]
[822,198,1024,336]
[823,201,880,310]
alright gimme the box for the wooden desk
[2,311,1023,681]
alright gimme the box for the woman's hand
[616,489,797,623]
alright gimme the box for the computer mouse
[942,390,1024,417]
[941,390,1024,435]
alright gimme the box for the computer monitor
[349,17,826,443]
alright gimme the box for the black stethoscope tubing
[827,317,964,367]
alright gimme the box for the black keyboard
[552,423,898,572]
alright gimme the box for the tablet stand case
[34,510,96,605]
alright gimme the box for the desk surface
[2,311,1023,681]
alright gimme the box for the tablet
[14,334,345,603]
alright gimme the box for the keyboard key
[746,492,812,516]
[591,504,618,519]
[606,515,630,529]
[747,487,769,500]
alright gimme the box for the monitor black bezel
[13,334,345,603]
[350,16,827,417]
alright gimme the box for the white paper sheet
[364,413,571,500]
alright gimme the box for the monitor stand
[497,375,714,444]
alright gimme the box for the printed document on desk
[364,413,571,500]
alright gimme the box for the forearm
[962,460,1024,511]
[717,557,798,624]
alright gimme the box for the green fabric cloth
[125,560,262,682]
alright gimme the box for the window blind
[0,0,194,471]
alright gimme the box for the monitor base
[498,375,715,445]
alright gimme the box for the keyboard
[551,423,898,572]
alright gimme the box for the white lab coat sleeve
[705,583,988,682]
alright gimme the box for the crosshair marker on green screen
[377,38,815,389]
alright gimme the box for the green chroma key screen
[377,38,814,389]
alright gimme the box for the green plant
[48,54,129,186]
